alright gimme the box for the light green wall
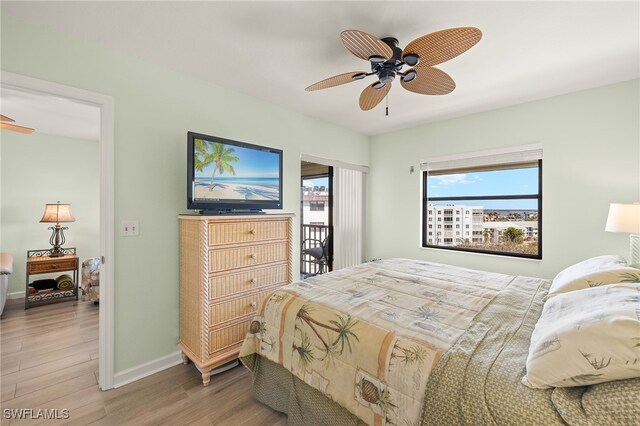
[1,14,369,372]
[368,80,640,278]
[3,9,638,377]
[1,132,100,294]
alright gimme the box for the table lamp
[40,201,75,257]
[605,202,640,265]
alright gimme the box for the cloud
[430,174,478,185]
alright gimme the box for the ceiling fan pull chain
[385,94,389,116]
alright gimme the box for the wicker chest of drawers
[178,214,293,385]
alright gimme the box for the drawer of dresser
[209,288,276,325]
[209,318,251,355]
[28,258,78,274]
[208,263,288,300]
[208,220,288,246]
[208,242,287,273]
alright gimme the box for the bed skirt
[242,353,366,425]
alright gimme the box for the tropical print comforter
[239,258,518,425]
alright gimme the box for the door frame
[300,154,369,270]
[300,167,334,273]
[1,71,116,390]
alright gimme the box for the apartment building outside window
[310,201,325,211]
[420,145,542,259]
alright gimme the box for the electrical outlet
[121,220,140,237]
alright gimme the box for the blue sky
[303,177,328,187]
[427,168,539,210]
[195,142,280,178]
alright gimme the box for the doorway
[300,161,333,277]
[1,71,115,389]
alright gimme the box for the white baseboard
[112,350,242,388]
[113,350,183,388]
[7,291,25,299]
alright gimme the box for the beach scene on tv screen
[193,139,280,202]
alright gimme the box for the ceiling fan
[305,27,482,111]
[0,114,35,134]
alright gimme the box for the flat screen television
[187,131,283,214]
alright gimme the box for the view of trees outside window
[424,165,541,257]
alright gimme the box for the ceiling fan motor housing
[370,37,405,86]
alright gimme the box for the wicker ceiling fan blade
[401,67,456,95]
[0,114,16,122]
[341,30,393,62]
[404,27,482,67]
[359,82,391,111]
[0,122,35,134]
[305,71,368,92]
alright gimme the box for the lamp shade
[40,202,75,224]
[605,203,640,233]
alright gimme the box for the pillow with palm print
[522,283,640,389]
[546,255,640,300]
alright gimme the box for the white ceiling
[2,1,639,136]
[0,86,100,141]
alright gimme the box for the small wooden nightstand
[25,248,79,309]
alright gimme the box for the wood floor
[1,298,287,425]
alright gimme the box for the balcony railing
[300,224,332,276]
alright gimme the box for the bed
[239,258,640,425]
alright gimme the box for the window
[421,145,542,259]
[310,201,325,211]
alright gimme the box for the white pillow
[547,255,640,299]
[523,283,640,389]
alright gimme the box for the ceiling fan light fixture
[402,70,417,83]
[372,81,386,89]
[378,68,396,84]
[403,53,420,67]
[352,73,367,80]
[368,55,386,64]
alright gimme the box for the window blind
[333,167,366,270]
[420,143,543,173]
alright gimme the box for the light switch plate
[121,220,139,236]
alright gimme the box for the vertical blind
[333,167,366,270]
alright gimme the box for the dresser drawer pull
[51,264,57,269]
[250,278,257,285]
[250,302,257,311]
[248,229,256,235]
[250,253,257,260]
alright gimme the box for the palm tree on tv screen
[194,140,240,190]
